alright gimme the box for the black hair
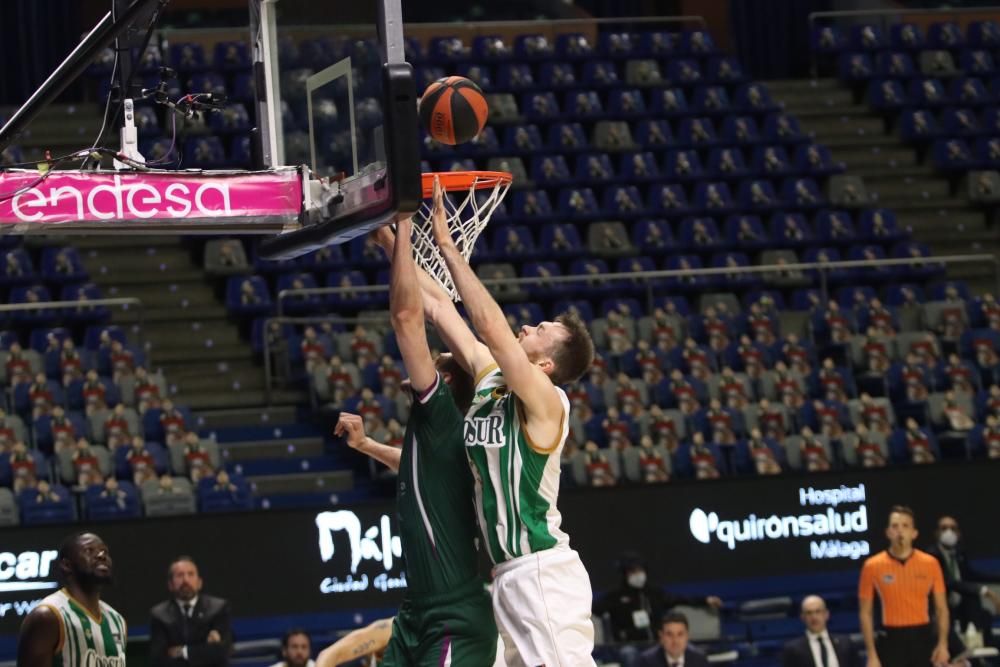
[167,555,198,580]
[658,612,689,631]
[282,628,310,649]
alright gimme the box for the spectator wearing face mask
[595,552,722,660]
[927,515,1000,639]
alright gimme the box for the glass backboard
[253,0,421,258]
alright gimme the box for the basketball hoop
[410,171,512,301]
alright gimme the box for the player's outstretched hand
[334,412,368,452]
[430,175,454,250]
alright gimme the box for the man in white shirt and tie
[782,595,858,667]
[638,612,710,667]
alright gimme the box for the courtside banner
[0,168,303,227]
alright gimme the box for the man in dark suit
[927,515,1000,635]
[638,612,710,667]
[781,595,857,667]
[150,555,232,667]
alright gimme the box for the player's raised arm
[385,215,437,393]
[372,217,491,377]
[428,176,564,419]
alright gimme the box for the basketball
[418,76,489,145]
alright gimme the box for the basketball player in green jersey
[334,213,498,665]
[421,177,597,666]
[18,532,127,667]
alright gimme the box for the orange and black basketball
[419,76,489,145]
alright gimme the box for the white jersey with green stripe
[39,588,127,667]
[464,364,571,565]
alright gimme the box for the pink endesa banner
[0,169,303,225]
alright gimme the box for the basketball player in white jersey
[423,177,597,665]
[18,531,127,667]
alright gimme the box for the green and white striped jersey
[39,588,127,667]
[464,364,570,564]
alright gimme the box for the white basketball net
[409,173,512,301]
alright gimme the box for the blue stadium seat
[599,31,638,58]
[867,79,908,111]
[681,30,718,56]
[648,184,693,216]
[890,24,925,51]
[619,151,659,182]
[575,153,616,183]
[679,217,724,251]
[547,122,589,151]
[554,33,595,60]
[457,63,494,90]
[0,249,37,286]
[633,219,674,255]
[811,25,846,55]
[557,187,600,219]
[752,145,794,177]
[325,270,370,309]
[663,149,704,181]
[532,155,571,185]
[782,177,826,209]
[427,36,468,63]
[666,59,703,86]
[170,43,208,71]
[975,136,1000,168]
[511,190,554,219]
[762,113,807,143]
[515,34,555,59]
[198,474,253,512]
[960,49,997,76]
[649,88,690,117]
[725,215,769,250]
[968,20,1000,49]
[927,22,965,50]
[712,252,759,287]
[189,72,227,97]
[677,117,720,147]
[635,119,674,148]
[568,258,614,295]
[226,276,271,316]
[707,147,751,178]
[734,83,780,113]
[20,484,75,525]
[795,143,843,176]
[85,481,142,521]
[213,41,251,70]
[497,64,535,90]
[693,182,736,214]
[538,62,576,89]
[491,225,538,261]
[899,109,943,143]
[608,89,648,117]
[664,255,709,291]
[737,179,781,211]
[909,78,949,108]
[692,85,732,115]
[603,186,645,217]
[931,138,975,171]
[838,53,874,82]
[815,210,857,245]
[276,273,322,314]
[849,24,887,51]
[471,35,512,62]
[539,223,584,258]
[942,108,985,136]
[504,124,543,152]
[184,137,226,168]
[721,116,763,145]
[60,283,110,323]
[208,104,251,134]
[9,285,56,325]
[523,92,560,120]
[876,52,917,79]
[705,56,745,84]
[949,77,991,107]
[565,90,605,119]
[638,31,676,57]
[521,262,567,299]
[581,60,620,87]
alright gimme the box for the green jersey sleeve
[410,373,464,456]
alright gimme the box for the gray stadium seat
[0,489,19,526]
